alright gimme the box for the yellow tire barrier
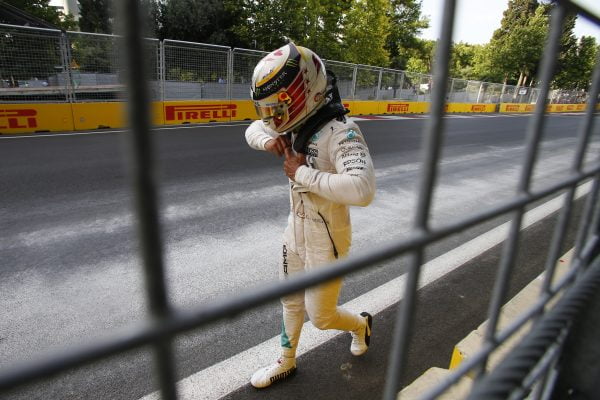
[0,103,74,134]
[446,103,497,113]
[1,101,595,134]
[500,103,594,113]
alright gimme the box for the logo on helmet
[278,92,292,104]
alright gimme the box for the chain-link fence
[230,48,267,99]
[163,40,230,100]
[0,22,593,105]
[0,1,599,400]
[0,24,68,102]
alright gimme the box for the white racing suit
[245,117,376,359]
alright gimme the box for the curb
[398,249,574,399]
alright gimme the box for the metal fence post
[382,0,457,398]
[122,1,178,398]
[351,64,357,99]
[59,31,73,103]
[476,81,484,103]
[376,68,383,100]
[227,48,233,100]
[1,3,600,399]
[475,2,567,380]
[159,40,165,103]
[448,78,455,102]
[398,72,405,100]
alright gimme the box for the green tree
[230,0,352,59]
[343,0,391,66]
[554,35,598,90]
[229,0,307,50]
[4,0,78,29]
[449,42,480,79]
[385,0,429,70]
[553,13,580,89]
[491,0,538,42]
[139,0,163,39]
[160,0,242,45]
[405,38,435,73]
[301,0,350,60]
[78,0,112,33]
[485,0,548,85]
[470,43,504,82]
[405,56,428,73]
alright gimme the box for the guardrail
[0,1,599,400]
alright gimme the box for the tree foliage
[385,0,429,70]
[405,39,434,73]
[159,0,240,45]
[343,0,391,66]
[486,0,548,85]
[228,0,309,51]
[3,0,597,92]
[4,0,78,29]
[491,0,539,42]
[229,0,396,66]
[554,35,598,90]
[449,42,481,79]
[78,0,112,34]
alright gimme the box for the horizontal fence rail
[0,1,599,400]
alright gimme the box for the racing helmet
[251,43,327,133]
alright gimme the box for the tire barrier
[1,101,597,134]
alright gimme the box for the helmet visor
[253,92,291,125]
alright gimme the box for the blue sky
[419,0,600,44]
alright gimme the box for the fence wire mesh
[163,40,230,100]
[230,48,267,99]
[322,59,356,99]
[67,32,121,101]
[0,1,599,400]
[0,22,594,105]
[0,24,67,102]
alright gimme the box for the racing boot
[350,312,373,356]
[250,356,296,388]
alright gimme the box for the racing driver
[244,42,376,388]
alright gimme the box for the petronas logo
[281,320,292,348]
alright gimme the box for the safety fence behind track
[0,2,599,400]
[0,22,591,105]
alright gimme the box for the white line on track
[2,112,590,139]
[138,182,591,400]
[0,122,253,139]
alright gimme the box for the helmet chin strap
[290,70,349,154]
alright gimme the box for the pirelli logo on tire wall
[163,102,239,124]
[501,103,535,113]
[1,101,594,134]
[500,103,591,113]
[0,108,37,129]
[0,104,74,134]
[387,103,410,112]
[445,103,496,113]
[380,102,429,114]
[161,101,260,124]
